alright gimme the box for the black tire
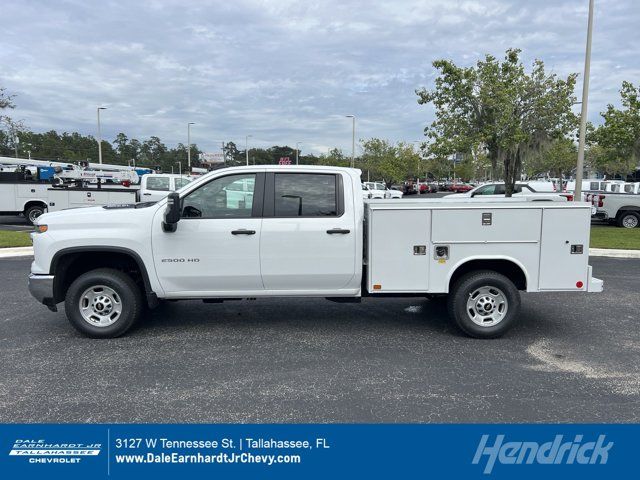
[447,270,520,339]
[25,204,46,225]
[65,268,143,338]
[617,211,639,228]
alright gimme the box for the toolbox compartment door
[368,209,430,292]
[539,208,590,290]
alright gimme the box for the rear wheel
[617,211,639,228]
[65,268,143,338]
[447,270,520,338]
[25,204,46,225]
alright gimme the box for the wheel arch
[50,246,156,306]
[22,200,48,214]
[616,206,640,216]
[447,256,529,293]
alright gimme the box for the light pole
[176,161,182,176]
[245,135,252,166]
[345,115,355,168]
[97,107,107,164]
[296,142,302,165]
[575,0,594,202]
[187,122,195,170]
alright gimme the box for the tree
[588,81,640,177]
[417,49,578,195]
[0,87,16,120]
[527,137,577,183]
[113,133,129,163]
[359,139,421,184]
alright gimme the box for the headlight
[34,224,48,233]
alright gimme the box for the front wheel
[447,270,520,338]
[65,268,143,338]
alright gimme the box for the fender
[445,255,531,293]
[49,246,158,307]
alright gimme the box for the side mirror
[163,192,181,232]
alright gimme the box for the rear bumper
[592,210,608,220]
[586,265,604,293]
[28,274,57,311]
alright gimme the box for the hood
[37,202,160,228]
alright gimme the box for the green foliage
[588,81,640,176]
[317,148,350,167]
[359,139,421,184]
[417,49,578,195]
[526,137,577,178]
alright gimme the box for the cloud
[0,0,638,155]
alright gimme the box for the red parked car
[452,183,474,193]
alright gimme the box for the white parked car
[445,182,568,201]
[386,187,404,199]
[364,182,386,199]
[364,182,402,199]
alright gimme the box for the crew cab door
[151,172,264,295]
[259,172,356,291]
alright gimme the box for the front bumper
[28,274,57,311]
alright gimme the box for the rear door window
[274,174,337,217]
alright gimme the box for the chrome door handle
[231,229,256,235]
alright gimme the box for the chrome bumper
[28,274,57,311]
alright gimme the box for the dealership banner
[0,423,635,479]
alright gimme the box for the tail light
[564,194,574,201]
[598,195,605,207]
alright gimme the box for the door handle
[326,228,350,234]
[143,193,151,196]
[231,229,256,235]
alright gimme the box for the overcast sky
[2,0,639,155]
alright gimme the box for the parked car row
[361,182,403,199]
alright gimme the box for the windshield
[175,177,192,189]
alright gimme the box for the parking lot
[0,255,638,423]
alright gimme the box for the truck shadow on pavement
[132,296,544,340]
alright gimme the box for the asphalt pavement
[1,256,638,423]
[0,215,31,231]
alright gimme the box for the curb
[589,248,640,259]
[1,246,640,259]
[0,247,34,258]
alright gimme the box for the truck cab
[139,174,192,202]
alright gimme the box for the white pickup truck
[28,166,602,339]
[588,192,640,228]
